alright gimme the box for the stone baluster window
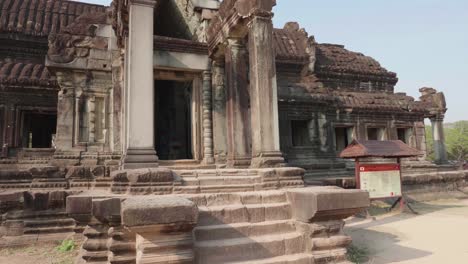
[78,95,90,143]
[94,96,106,143]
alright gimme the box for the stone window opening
[335,126,354,152]
[397,127,413,145]
[21,112,57,149]
[367,127,386,141]
[291,120,312,147]
[78,96,90,143]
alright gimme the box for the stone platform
[66,187,369,264]
[0,166,370,263]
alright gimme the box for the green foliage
[56,239,75,252]
[425,125,435,161]
[445,121,468,164]
[347,244,369,264]
[426,121,468,164]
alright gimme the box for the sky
[81,0,467,122]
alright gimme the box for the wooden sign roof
[339,140,422,159]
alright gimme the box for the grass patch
[347,244,369,264]
[56,239,75,252]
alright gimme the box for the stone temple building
[0,0,464,264]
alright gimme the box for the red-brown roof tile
[0,61,57,87]
[339,140,422,158]
[0,0,106,37]
[315,43,397,78]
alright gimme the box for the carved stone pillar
[212,59,228,164]
[431,115,448,164]
[55,73,76,151]
[202,70,215,164]
[123,0,159,169]
[248,14,284,168]
[225,38,252,167]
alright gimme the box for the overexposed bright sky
[80,0,467,122]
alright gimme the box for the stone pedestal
[225,38,252,167]
[124,0,159,169]
[248,15,284,168]
[431,117,448,164]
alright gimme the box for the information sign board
[357,164,402,199]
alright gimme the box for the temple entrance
[21,112,56,148]
[155,80,193,160]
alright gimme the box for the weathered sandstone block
[121,196,198,227]
[287,186,369,222]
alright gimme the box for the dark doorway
[22,112,56,148]
[335,127,353,152]
[397,128,411,144]
[155,80,193,160]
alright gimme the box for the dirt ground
[346,199,468,264]
[0,233,79,264]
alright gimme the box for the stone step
[194,220,296,241]
[138,253,193,264]
[24,218,75,228]
[181,176,261,186]
[226,253,314,264]
[198,203,292,226]
[195,232,304,263]
[23,225,76,234]
[109,254,136,264]
[187,190,287,207]
[312,248,348,263]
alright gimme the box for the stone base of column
[227,156,251,168]
[123,147,159,169]
[251,151,285,168]
[203,157,215,165]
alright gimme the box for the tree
[445,121,468,166]
[425,124,434,161]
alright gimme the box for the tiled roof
[0,0,106,37]
[339,140,422,158]
[315,43,397,77]
[273,28,309,63]
[331,91,428,112]
[0,61,57,87]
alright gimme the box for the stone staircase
[67,186,369,264]
[188,191,349,264]
[111,168,305,195]
[2,210,75,236]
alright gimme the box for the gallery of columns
[123,0,285,169]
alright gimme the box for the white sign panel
[359,164,402,199]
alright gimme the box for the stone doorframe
[153,69,204,163]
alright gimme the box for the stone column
[54,76,75,151]
[202,70,215,164]
[225,38,252,167]
[211,59,228,163]
[248,15,285,168]
[123,0,159,169]
[431,116,448,164]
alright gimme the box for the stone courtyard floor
[345,198,468,264]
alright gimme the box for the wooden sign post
[340,140,421,215]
